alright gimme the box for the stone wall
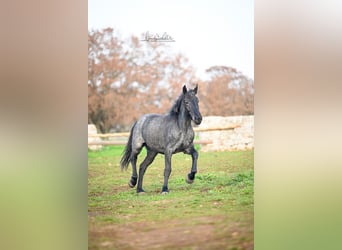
[88,116,254,152]
[197,116,254,152]
[88,124,102,150]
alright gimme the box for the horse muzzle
[193,116,202,125]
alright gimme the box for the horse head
[182,85,202,125]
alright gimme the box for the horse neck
[177,102,192,131]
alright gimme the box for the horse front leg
[185,146,198,184]
[162,150,173,194]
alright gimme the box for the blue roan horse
[120,85,202,194]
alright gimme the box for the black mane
[169,93,184,115]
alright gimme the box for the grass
[88,145,254,249]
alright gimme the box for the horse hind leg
[136,149,157,193]
[128,143,144,188]
[128,154,138,188]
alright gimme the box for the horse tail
[120,122,136,171]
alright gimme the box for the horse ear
[183,85,187,94]
[194,85,198,94]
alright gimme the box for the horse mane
[169,93,184,115]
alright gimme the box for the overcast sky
[88,0,254,79]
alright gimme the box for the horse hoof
[137,191,146,195]
[161,191,169,195]
[186,176,194,184]
[128,177,137,188]
[137,188,145,194]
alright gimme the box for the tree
[199,66,254,116]
[88,29,254,133]
[88,28,197,132]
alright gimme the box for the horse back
[135,113,193,153]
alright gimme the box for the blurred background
[88,0,254,133]
[1,0,342,249]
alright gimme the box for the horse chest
[176,130,194,150]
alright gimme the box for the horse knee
[189,149,198,162]
[192,150,198,159]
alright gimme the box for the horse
[120,85,202,194]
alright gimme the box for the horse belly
[145,135,166,153]
[141,117,167,152]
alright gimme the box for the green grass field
[88,146,254,249]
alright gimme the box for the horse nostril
[196,117,202,124]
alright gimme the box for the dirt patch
[109,185,131,194]
[89,215,253,250]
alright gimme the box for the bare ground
[89,215,253,250]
